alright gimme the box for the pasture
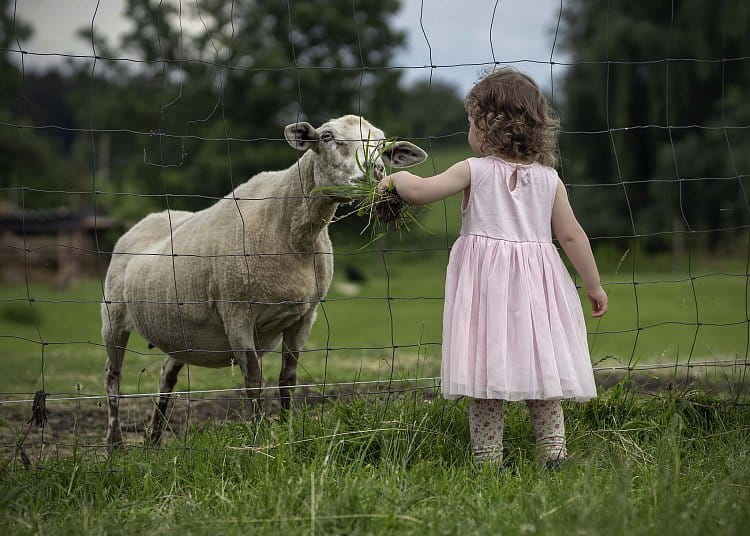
[2,150,749,535]
[2,145,748,397]
[1,248,748,397]
[1,389,749,534]
[3,0,750,531]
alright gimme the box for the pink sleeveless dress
[441,156,597,401]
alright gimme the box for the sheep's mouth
[348,172,367,185]
[316,189,351,202]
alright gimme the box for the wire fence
[1,0,749,465]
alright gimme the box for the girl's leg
[468,398,505,465]
[526,399,567,463]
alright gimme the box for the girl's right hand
[587,286,608,317]
[377,174,397,192]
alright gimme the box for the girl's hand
[378,171,411,192]
[377,174,395,192]
[587,285,608,317]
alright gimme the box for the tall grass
[2,387,749,534]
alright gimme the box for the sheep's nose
[374,163,385,180]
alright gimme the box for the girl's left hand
[586,285,608,317]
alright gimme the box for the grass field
[0,144,748,396]
[2,148,750,535]
[0,254,747,397]
[1,389,749,535]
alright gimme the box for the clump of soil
[375,189,406,224]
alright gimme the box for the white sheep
[102,115,428,446]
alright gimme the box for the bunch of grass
[313,135,422,242]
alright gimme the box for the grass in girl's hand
[313,134,423,244]
[373,183,405,224]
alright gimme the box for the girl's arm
[378,160,471,205]
[551,178,608,317]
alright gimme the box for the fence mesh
[1,0,748,466]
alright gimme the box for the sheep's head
[284,115,428,190]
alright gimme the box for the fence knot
[27,390,48,428]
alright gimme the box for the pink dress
[441,156,597,402]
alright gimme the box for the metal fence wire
[1,0,749,464]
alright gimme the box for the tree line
[1,0,748,253]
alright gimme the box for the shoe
[489,463,506,475]
[544,458,566,471]
[475,458,504,474]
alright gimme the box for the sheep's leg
[279,310,317,411]
[279,343,299,412]
[103,319,130,450]
[227,330,264,416]
[145,357,184,446]
[238,348,264,416]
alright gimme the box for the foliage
[3,0,749,254]
[0,0,30,98]
[558,0,750,252]
[1,0,464,224]
[93,0,411,219]
[384,79,469,144]
[0,3,87,209]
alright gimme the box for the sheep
[101,115,428,447]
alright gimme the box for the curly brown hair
[465,67,560,168]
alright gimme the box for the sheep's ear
[284,122,320,151]
[381,141,428,168]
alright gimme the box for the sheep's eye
[321,131,334,142]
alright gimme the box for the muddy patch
[1,370,746,464]
[0,382,440,462]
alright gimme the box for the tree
[382,79,468,145]
[74,0,409,217]
[558,0,750,253]
[2,0,469,224]
[0,1,87,209]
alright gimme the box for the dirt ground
[1,369,746,464]
[0,383,402,461]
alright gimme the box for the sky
[15,0,567,96]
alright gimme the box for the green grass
[0,142,747,395]
[2,145,749,534]
[0,254,747,397]
[2,388,749,534]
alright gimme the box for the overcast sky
[15,0,567,96]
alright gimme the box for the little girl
[379,68,608,469]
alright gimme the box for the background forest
[1,0,748,255]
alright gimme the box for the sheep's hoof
[105,431,123,455]
[143,429,163,448]
[278,403,294,421]
[243,399,267,420]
